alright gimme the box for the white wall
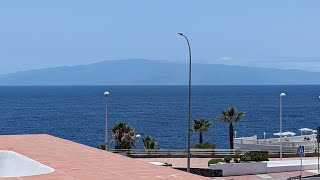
[210,162,268,176]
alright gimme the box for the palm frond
[235,112,245,122]
[111,122,136,149]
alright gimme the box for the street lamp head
[263,132,266,135]
[177,32,184,36]
[280,92,286,97]
[135,134,141,138]
[104,91,110,97]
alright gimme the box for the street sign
[298,145,305,179]
[298,146,305,157]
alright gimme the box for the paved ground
[0,134,208,180]
[138,158,213,168]
[138,157,320,169]
[138,158,320,179]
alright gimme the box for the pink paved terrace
[0,134,208,180]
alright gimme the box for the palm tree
[216,107,245,149]
[111,123,136,149]
[192,119,212,144]
[142,136,156,149]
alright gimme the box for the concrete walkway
[138,158,320,179]
[269,159,312,167]
[137,158,213,168]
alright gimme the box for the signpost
[298,146,305,179]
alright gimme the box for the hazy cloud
[217,56,232,61]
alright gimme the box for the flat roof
[0,134,208,180]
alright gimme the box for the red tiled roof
[0,134,208,180]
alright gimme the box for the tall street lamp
[104,91,110,151]
[177,32,192,173]
[280,92,286,161]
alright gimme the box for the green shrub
[233,158,239,163]
[193,142,216,149]
[208,158,224,166]
[240,151,269,162]
[224,156,232,163]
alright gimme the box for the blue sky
[1,1,320,73]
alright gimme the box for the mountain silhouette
[0,59,319,85]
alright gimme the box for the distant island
[0,59,319,85]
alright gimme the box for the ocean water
[0,85,319,149]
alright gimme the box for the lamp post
[263,132,266,140]
[280,92,286,161]
[178,32,192,173]
[234,131,237,138]
[104,91,110,151]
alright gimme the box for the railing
[109,148,308,158]
[110,148,319,159]
[111,148,237,155]
[235,135,317,148]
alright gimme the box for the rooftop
[0,134,208,180]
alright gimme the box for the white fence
[234,135,317,148]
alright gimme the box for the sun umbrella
[273,131,296,136]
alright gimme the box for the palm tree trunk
[229,123,234,149]
[199,132,203,144]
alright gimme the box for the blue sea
[0,85,319,149]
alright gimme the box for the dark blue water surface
[0,85,319,149]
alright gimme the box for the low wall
[268,164,317,173]
[267,159,319,173]
[210,162,268,176]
